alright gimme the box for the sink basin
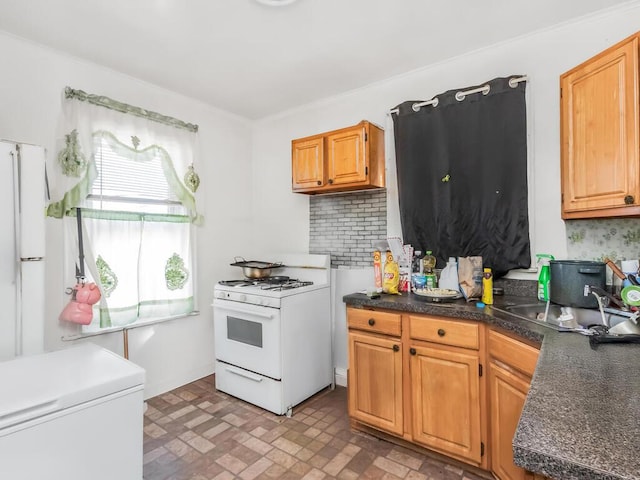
[492,303,640,334]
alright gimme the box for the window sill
[62,310,200,341]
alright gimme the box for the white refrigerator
[0,140,46,360]
[0,343,146,480]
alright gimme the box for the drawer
[488,329,540,377]
[409,315,480,349]
[347,308,401,336]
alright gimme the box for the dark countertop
[343,292,640,480]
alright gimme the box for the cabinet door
[489,361,534,480]
[326,126,367,186]
[292,137,324,190]
[348,331,403,436]
[410,344,482,464]
[560,35,640,218]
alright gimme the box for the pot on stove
[549,260,606,308]
[230,257,283,279]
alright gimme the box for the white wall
[251,3,640,376]
[0,31,255,398]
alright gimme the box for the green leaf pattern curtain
[48,94,202,330]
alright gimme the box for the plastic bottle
[482,268,493,305]
[439,257,460,292]
[423,250,437,288]
[536,254,555,301]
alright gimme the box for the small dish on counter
[413,288,463,301]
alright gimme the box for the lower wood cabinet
[348,331,403,436]
[410,343,482,464]
[347,306,545,479]
[488,329,541,480]
[347,307,487,469]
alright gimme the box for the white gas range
[212,253,332,416]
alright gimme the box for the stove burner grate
[218,277,313,290]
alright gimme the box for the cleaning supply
[482,268,493,305]
[536,254,554,301]
[439,257,460,292]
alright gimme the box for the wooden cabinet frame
[292,120,385,194]
[560,31,640,219]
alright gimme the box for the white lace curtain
[48,91,202,330]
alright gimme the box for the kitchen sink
[491,302,640,334]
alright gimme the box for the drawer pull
[437,328,446,337]
[393,344,399,352]
[409,348,417,355]
[368,318,375,326]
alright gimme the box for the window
[80,132,195,330]
[47,89,201,332]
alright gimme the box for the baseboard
[334,367,348,387]
[143,362,215,400]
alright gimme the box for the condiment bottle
[423,250,437,288]
[482,268,493,305]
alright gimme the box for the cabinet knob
[409,348,417,355]
[437,329,446,337]
[317,180,321,185]
[393,344,399,352]
[328,178,334,184]
[624,195,635,205]
[368,318,375,326]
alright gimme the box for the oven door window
[227,316,263,348]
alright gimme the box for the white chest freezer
[0,343,145,480]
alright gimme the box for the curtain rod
[388,75,528,115]
[64,86,199,133]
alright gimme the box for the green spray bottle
[536,254,555,301]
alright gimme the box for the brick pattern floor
[143,375,489,480]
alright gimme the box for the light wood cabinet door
[409,344,482,464]
[326,126,367,186]
[560,33,640,219]
[348,331,403,436]
[489,361,534,480]
[292,136,324,190]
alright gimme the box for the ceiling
[0,0,634,119]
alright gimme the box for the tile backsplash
[566,218,640,263]
[309,189,387,268]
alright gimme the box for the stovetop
[218,277,314,291]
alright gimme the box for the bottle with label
[439,257,460,292]
[482,268,493,305]
[411,250,426,291]
[423,250,437,288]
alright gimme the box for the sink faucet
[587,285,628,311]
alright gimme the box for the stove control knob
[239,294,247,302]
[217,291,226,299]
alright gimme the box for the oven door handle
[225,365,263,382]
[214,304,275,320]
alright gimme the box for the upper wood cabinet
[560,31,640,219]
[292,120,385,194]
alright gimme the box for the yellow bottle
[482,268,493,305]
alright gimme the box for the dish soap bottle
[482,268,493,305]
[423,250,437,288]
[536,254,554,301]
[439,257,460,292]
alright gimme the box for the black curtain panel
[391,76,530,278]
